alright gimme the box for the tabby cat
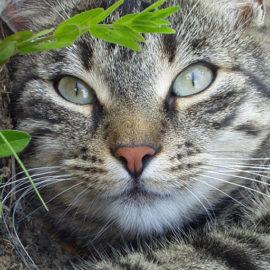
[2,0,270,269]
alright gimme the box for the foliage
[0,0,180,65]
[0,130,31,158]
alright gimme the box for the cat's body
[2,0,270,269]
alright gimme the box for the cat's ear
[229,0,266,28]
[253,0,266,27]
[1,1,30,32]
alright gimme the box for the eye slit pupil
[75,82,80,97]
[191,71,196,87]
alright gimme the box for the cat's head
[4,0,270,238]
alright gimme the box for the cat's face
[8,0,270,237]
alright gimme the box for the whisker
[56,185,90,225]
[197,173,270,198]
[91,218,114,243]
[183,178,216,215]
[1,170,61,190]
[3,166,61,183]
[210,157,270,161]
[2,175,72,205]
[11,186,39,267]
[208,150,251,154]
[18,181,84,223]
[184,185,214,222]
[201,165,270,186]
[191,177,247,209]
[201,167,270,186]
[210,163,270,170]
[2,178,72,207]
[13,165,60,175]
[1,168,63,204]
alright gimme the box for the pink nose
[114,146,156,176]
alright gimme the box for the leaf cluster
[0,0,180,65]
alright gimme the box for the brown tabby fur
[1,0,270,269]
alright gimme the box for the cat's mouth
[114,184,170,202]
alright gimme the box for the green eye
[172,64,215,97]
[57,77,96,105]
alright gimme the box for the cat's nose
[114,145,157,177]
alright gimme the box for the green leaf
[17,29,54,49]
[151,6,181,18]
[2,31,34,43]
[55,24,81,43]
[19,40,68,54]
[90,25,141,51]
[31,28,54,40]
[143,0,167,12]
[113,13,138,24]
[0,42,17,65]
[0,130,31,158]
[55,8,104,33]
[131,23,176,34]
[112,24,145,42]
[149,18,171,26]
[94,0,125,23]
[131,18,171,27]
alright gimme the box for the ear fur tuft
[229,0,266,28]
[1,1,30,32]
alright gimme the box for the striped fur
[3,0,270,269]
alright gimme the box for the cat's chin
[103,193,191,237]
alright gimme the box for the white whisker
[197,173,270,198]
[191,177,247,208]
[1,170,61,190]
[211,163,270,170]
[56,185,90,225]
[91,218,114,243]
[184,185,214,222]
[11,186,39,267]
[2,175,72,204]
[201,167,270,186]
[3,166,61,183]
[210,157,270,161]
[19,181,84,223]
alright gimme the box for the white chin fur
[103,191,209,237]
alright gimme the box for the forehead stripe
[77,38,94,71]
[163,34,177,63]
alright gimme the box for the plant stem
[0,131,49,211]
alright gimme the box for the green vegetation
[0,0,179,65]
[0,130,31,159]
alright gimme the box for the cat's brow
[77,38,94,71]
[163,34,177,63]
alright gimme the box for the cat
[2,0,270,269]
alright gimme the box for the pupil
[75,82,79,97]
[191,72,196,87]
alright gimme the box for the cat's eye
[172,63,215,97]
[56,77,96,105]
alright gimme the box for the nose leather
[114,146,156,175]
